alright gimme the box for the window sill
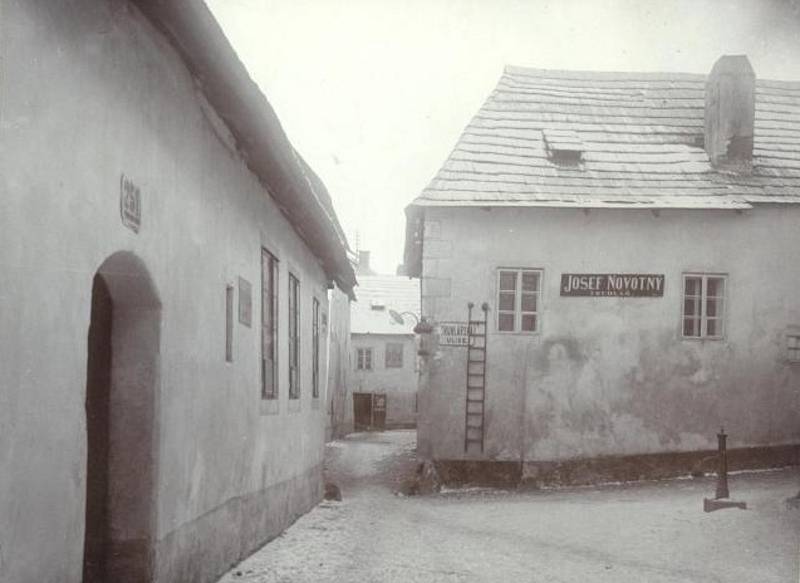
[259,398,279,416]
[492,330,542,337]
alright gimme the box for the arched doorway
[83,252,161,583]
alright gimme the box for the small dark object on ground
[704,497,747,512]
[786,491,800,509]
[324,482,342,501]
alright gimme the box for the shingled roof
[351,276,420,335]
[411,64,800,210]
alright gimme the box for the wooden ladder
[464,302,488,454]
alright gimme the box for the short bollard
[715,427,730,499]
[703,427,747,512]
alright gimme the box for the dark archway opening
[82,252,161,583]
[83,274,113,581]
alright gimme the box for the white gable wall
[418,205,800,467]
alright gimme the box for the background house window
[312,297,320,398]
[261,249,278,399]
[288,273,300,399]
[497,269,541,332]
[385,342,403,368]
[787,333,800,362]
[682,274,726,338]
[357,348,372,370]
[225,284,234,363]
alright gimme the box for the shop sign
[438,321,479,346]
[560,273,665,297]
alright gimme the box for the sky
[205,0,800,274]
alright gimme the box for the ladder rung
[466,398,484,403]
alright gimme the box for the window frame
[356,347,373,371]
[312,296,320,398]
[385,342,404,368]
[225,284,234,363]
[786,331,800,363]
[496,268,543,334]
[288,272,300,399]
[681,273,728,340]
[261,249,279,400]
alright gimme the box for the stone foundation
[433,444,800,489]
[154,463,323,583]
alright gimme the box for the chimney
[704,55,755,172]
[356,250,375,276]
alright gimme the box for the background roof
[413,64,800,210]
[351,276,420,335]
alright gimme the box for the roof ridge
[503,64,707,81]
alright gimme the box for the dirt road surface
[218,430,800,583]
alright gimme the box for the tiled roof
[413,65,800,209]
[351,276,420,335]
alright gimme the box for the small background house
[350,255,421,430]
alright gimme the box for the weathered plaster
[417,206,800,467]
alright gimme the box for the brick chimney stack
[705,55,755,172]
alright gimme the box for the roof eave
[132,0,356,294]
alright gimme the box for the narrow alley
[218,431,800,583]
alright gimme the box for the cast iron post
[715,427,730,499]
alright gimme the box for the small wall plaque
[238,277,252,327]
[120,174,141,233]
[437,321,480,347]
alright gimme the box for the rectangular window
[288,273,300,399]
[356,348,372,370]
[261,249,278,399]
[385,342,403,368]
[312,297,320,398]
[225,284,234,363]
[497,269,542,333]
[682,274,727,339]
[787,333,800,362]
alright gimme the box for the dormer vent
[543,128,584,167]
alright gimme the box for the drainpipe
[518,341,532,484]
